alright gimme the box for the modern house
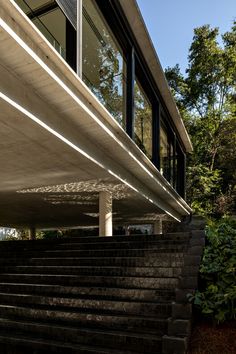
[0,0,192,236]
[0,2,205,354]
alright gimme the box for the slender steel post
[77,0,83,77]
[126,47,135,139]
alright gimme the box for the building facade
[0,0,192,235]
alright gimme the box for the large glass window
[82,0,126,128]
[33,7,66,57]
[170,141,175,186]
[175,144,186,198]
[15,0,66,58]
[160,125,169,179]
[134,80,152,159]
[160,123,177,187]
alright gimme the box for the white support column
[99,191,112,236]
[77,0,83,77]
[124,225,130,236]
[154,219,163,235]
[29,227,36,240]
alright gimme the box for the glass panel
[33,8,66,57]
[82,0,126,128]
[174,147,179,190]
[160,125,169,179]
[15,0,66,58]
[170,142,174,186]
[175,144,185,197]
[20,0,55,11]
[134,80,152,159]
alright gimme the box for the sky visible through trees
[137,0,236,73]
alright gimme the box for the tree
[165,22,236,216]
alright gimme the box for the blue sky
[137,0,236,74]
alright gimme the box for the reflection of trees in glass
[82,2,126,128]
[134,81,152,159]
[160,126,169,178]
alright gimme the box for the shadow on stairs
[0,229,205,353]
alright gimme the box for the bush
[190,218,236,323]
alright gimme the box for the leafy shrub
[190,218,236,323]
[186,165,222,216]
[40,230,65,240]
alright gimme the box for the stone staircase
[0,231,205,353]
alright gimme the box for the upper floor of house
[14,0,192,199]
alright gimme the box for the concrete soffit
[0,0,192,223]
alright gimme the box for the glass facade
[170,142,175,186]
[134,80,152,159]
[15,0,66,58]
[160,124,177,187]
[160,125,169,179]
[33,8,66,57]
[82,0,126,128]
[14,0,186,197]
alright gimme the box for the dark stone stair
[0,231,204,353]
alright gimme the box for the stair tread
[1,265,181,269]
[0,283,175,292]
[0,232,197,353]
[0,273,178,279]
[45,248,186,252]
[0,255,184,260]
[57,240,187,245]
[0,317,162,340]
[0,292,172,305]
[0,330,142,353]
[0,304,169,320]
[66,233,189,241]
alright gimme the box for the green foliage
[186,165,222,215]
[40,230,65,240]
[190,218,236,323]
[165,22,236,217]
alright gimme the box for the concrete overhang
[118,0,193,153]
[0,0,191,229]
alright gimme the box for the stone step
[0,283,175,302]
[0,305,168,334]
[0,293,172,317]
[0,230,200,353]
[0,274,179,289]
[43,248,186,258]
[0,255,185,267]
[0,239,57,250]
[0,318,162,353]
[67,233,190,243]
[0,330,143,354]
[0,234,190,252]
[0,265,182,277]
[54,239,188,250]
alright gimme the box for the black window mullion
[66,18,77,72]
[27,1,58,19]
